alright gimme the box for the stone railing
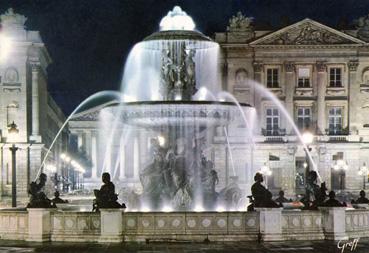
[51,211,101,242]
[122,211,259,242]
[281,210,324,240]
[345,209,369,238]
[0,210,28,240]
[0,208,369,242]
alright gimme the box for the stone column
[91,132,98,179]
[257,208,283,241]
[316,61,327,135]
[319,207,348,241]
[119,144,125,180]
[77,131,83,150]
[30,63,41,142]
[285,62,295,134]
[99,209,124,242]
[27,208,54,242]
[253,61,263,135]
[85,130,92,157]
[347,60,359,133]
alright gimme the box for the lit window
[297,107,311,130]
[297,68,310,88]
[266,68,279,88]
[329,68,342,87]
[328,107,342,134]
[266,108,279,136]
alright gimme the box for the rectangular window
[297,107,311,130]
[328,107,342,134]
[266,108,279,136]
[266,68,279,88]
[329,68,342,87]
[297,68,310,88]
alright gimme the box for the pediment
[250,18,365,46]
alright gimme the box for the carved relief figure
[235,68,248,86]
[4,67,19,83]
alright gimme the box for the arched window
[362,68,369,84]
[235,68,248,86]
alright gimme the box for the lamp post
[358,163,368,190]
[8,121,19,208]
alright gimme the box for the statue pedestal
[319,207,348,241]
[99,208,124,243]
[256,208,283,241]
[26,208,55,242]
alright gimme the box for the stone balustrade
[0,208,368,242]
[0,210,28,240]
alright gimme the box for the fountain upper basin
[103,100,251,127]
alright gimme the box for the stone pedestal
[99,209,124,242]
[27,208,55,242]
[256,208,283,241]
[319,207,348,241]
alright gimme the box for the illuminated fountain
[98,6,253,211]
[39,6,320,212]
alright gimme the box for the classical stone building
[70,12,369,199]
[214,12,369,196]
[0,9,66,202]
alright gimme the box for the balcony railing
[262,128,286,137]
[325,128,349,136]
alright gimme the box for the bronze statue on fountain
[302,170,327,209]
[93,172,126,211]
[139,136,220,210]
[27,173,56,208]
[248,172,279,210]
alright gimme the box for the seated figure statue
[274,190,291,205]
[251,172,279,208]
[93,172,126,211]
[51,191,68,204]
[27,173,56,208]
[322,191,345,207]
[353,190,369,204]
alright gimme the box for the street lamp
[302,131,314,146]
[358,163,368,190]
[8,121,19,207]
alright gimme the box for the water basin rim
[106,100,252,108]
[143,30,213,42]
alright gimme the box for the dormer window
[297,68,310,88]
[329,68,342,87]
[266,68,279,88]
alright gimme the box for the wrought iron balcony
[262,128,286,137]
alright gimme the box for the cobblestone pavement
[0,239,368,253]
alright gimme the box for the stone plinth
[27,208,55,242]
[319,207,348,241]
[99,209,124,243]
[256,208,283,241]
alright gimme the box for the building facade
[0,9,66,202]
[214,12,369,196]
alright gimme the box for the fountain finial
[159,6,196,31]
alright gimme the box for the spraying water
[248,79,321,181]
[35,91,122,180]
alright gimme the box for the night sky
[1,0,369,114]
